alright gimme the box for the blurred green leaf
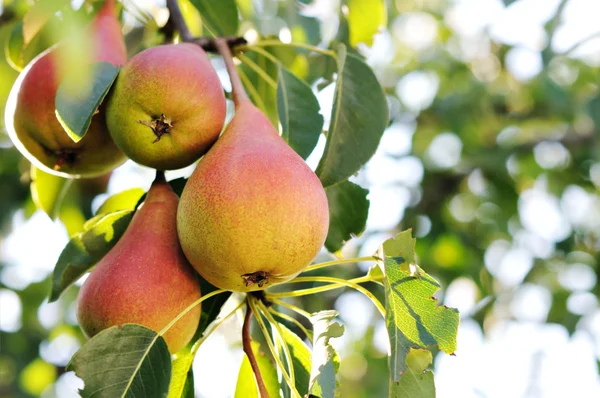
[168,351,195,398]
[325,180,369,252]
[234,341,280,398]
[377,230,459,380]
[22,0,70,44]
[316,45,389,187]
[96,188,145,215]
[68,324,172,398]
[30,165,73,219]
[5,21,25,71]
[49,210,134,302]
[390,349,435,398]
[308,310,343,398]
[190,0,239,36]
[346,0,386,47]
[55,62,120,142]
[277,66,323,159]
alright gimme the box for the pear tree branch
[243,302,270,398]
[165,0,246,52]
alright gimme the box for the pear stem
[242,301,271,398]
[216,38,251,108]
[154,169,166,184]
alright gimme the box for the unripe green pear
[77,173,202,353]
[177,41,329,292]
[4,0,127,178]
[105,43,227,170]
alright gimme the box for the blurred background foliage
[1,0,600,397]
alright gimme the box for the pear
[4,0,127,178]
[177,40,329,292]
[105,43,227,170]
[77,172,202,353]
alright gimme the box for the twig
[243,302,271,398]
[164,0,247,51]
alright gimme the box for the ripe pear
[177,40,329,292]
[77,172,202,353]
[4,0,127,178]
[105,43,227,170]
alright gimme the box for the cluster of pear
[5,0,329,352]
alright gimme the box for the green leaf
[277,66,323,159]
[347,0,387,47]
[308,311,343,398]
[325,180,369,252]
[68,324,172,398]
[48,210,134,302]
[30,166,73,219]
[5,22,25,72]
[390,349,435,398]
[22,0,71,44]
[377,230,459,380]
[96,188,145,215]
[55,62,120,142]
[279,324,311,398]
[316,44,389,187]
[189,0,239,36]
[168,351,195,398]
[234,341,280,398]
[192,278,232,341]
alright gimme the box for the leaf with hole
[376,230,459,381]
[308,310,343,398]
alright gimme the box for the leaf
[48,210,134,302]
[68,324,172,398]
[55,62,120,142]
[96,188,145,215]
[30,165,73,219]
[279,324,311,398]
[315,44,389,187]
[5,22,25,72]
[234,341,280,398]
[308,311,343,398]
[277,66,324,159]
[390,349,435,398]
[168,351,195,398]
[22,0,71,44]
[191,278,232,342]
[189,0,239,36]
[324,180,369,252]
[347,0,387,47]
[377,230,459,380]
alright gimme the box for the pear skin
[5,0,127,178]
[105,43,227,170]
[77,173,202,353]
[177,100,330,292]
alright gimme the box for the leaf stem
[240,46,280,65]
[159,289,228,336]
[216,38,251,108]
[303,256,379,273]
[245,41,337,58]
[191,299,245,355]
[248,297,301,398]
[237,53,278,90]
[269,298,312,320]
[238,66,267,111]
[268,307,313,340]
[243,300,271,398]
[256,301,297,388]
[268,276,385,317]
